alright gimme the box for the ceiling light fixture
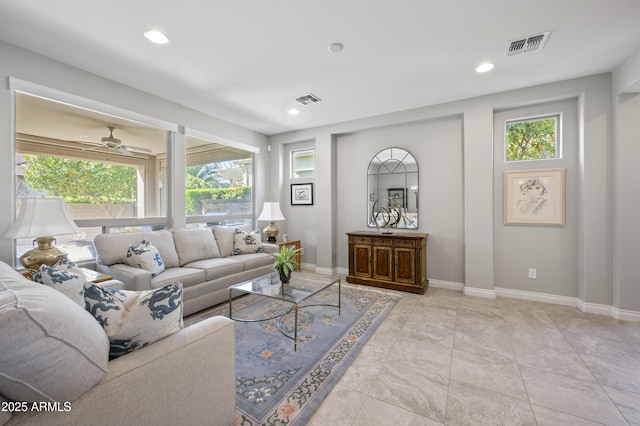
[288,108,300,116]
[328,42,344,53]
[476,63,494,73]
[144,30,169,45]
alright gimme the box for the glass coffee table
[228,272,341,351]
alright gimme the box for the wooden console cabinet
[346,231,428,294]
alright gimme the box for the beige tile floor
[308,286,640,426]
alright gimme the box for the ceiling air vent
[505,31,550,56]
[294,93,322,106]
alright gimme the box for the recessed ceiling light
[288,108,300,116]
[476,63,494,73]
[328,42,344,53]
[144,30,169,45]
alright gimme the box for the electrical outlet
[528,268,537,279]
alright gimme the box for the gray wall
[493,99,579,298]
[270,72,634,315]
[335,118,464,284]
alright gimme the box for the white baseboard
[318,272,640,322]
[334,266,349,276]
[429,279,464,291]
[496,287,640,322]
[611,307,640,322]
[463,286,497,299]
[495,287,577,307]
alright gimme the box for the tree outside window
[505,115,559,161]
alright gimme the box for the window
[505,115,559,161]
[14,93,168,264]
[185,136,253,226]
[291,149,315,178]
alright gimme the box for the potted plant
[272,244,301,283]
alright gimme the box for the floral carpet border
[234,286,399,426]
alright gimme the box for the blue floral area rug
[187,283,399,425]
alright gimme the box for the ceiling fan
[91,126,152,156]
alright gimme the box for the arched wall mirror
[367,147,418,230]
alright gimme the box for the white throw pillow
[213,224,252,257]
[0,262,109,404]
[32,264,86,307]
[233,229,263,254]
[53,256,85,276]
[125,239,165,276]
[84,281,184,358]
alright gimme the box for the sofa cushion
[232,252,275,270]
[172,227,221,265]
[212,224,252,257]
[94,230,180,268]
[233,229,263,254]
[0,262,109,403]
[185,257,245,281]
[150,267,206,289]
[32,264,86,307]
[84,281,184,358]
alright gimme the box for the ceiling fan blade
[122,145,152,153]
[116,146,133,156]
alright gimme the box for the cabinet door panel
[394,248,415,283]
[353,244,372,278]
[373,246,393,280]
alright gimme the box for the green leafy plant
[272,245,301,282]
[506,117,557,161]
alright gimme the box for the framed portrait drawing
[504,168,565,225]
[291,183,313,205]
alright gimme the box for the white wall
[0,41,269,263]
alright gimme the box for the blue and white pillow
[233,229,263,255]
[84,281,184,358]
[125,239,165,276]
[32,262,87,307]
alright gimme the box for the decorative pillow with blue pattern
[32,258,87,307]
[84,281,184,358]
[125,239,165,276]
[233,229,263,255]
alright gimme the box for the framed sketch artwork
[504,168,565,226]
[291,183,313,205]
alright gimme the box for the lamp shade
[5,197,81,239]
[257,202,286,222]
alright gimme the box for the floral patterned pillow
[125,239,165,276]
[84,281,184,358]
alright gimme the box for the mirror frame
[367,147,418,230]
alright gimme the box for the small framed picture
[291,183,313,205]
[504,168,565,225]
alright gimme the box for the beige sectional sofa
[93,225,278,316]
[0,261,236,426]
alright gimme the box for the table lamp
[257,201,285,243]
[4,197,81,270]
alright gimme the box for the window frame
[290,148,316,179]
[504,113,562,163]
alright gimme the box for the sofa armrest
[7,316,236,426]
[262,243,279,254]
[95,263,152,291]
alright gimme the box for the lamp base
[263,221,279,244]
[20,236,68,270]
